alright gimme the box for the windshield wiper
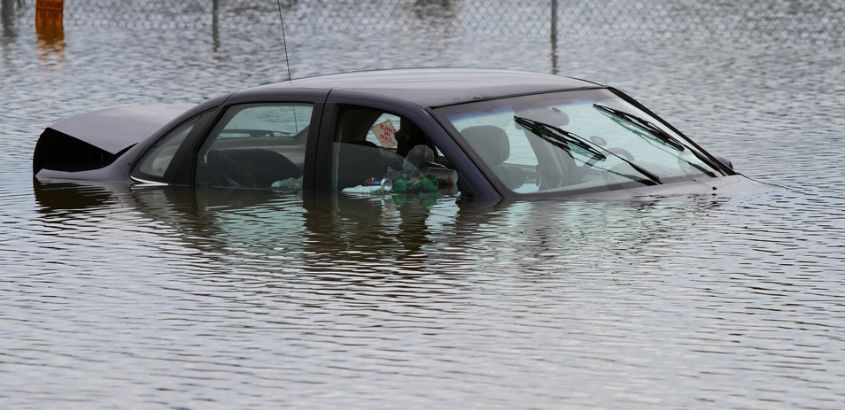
[594,104,686,151]
[593,104,717,177]
[514,116,604,159]
[514,115,661,185]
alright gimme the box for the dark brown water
[2,1,845,408]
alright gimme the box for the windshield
[437,89,722,195]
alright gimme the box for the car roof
[242,68,602,108]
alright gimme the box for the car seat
[206,148,302,189]
[334,141,386,189]
[461,125,526,190]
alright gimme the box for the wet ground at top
[1,0,845,408]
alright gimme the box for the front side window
[196,103,312,190]
[131,114,201,182]
[437,89,723,195]
[332,106,459,195]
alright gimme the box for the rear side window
[195,103,313,190]
[131,114,201,182]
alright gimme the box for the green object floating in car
[393,175,439,194]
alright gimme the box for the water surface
[1,1,844,408]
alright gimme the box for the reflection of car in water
[33,183,458,261]
[34,182,732,281]
[33,68,764,200]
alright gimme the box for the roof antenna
[276,0,293,83]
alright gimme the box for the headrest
[460,125,510,165]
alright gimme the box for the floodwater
[2,0,845,408]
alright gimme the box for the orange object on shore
[36,0,64,20]
[35,0,64,46]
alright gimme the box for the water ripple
[2,1,845,408]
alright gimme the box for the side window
[196,103,312,190]
[132,114,201,182]
[332,106,458,194]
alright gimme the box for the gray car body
[34,68,759,200]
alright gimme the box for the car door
[314,90,496,198]
[187,89,328,191]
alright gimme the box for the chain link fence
[2,0,844,43]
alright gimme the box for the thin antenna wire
[277,0,293,82]
[276,0,298,132]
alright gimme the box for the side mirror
[711,153,733,170]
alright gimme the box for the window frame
[317,91,497,198]
[130,110,215,185]
[189,96,324,191]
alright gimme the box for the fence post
[2,0,15,37]
[212,0,220,51]
[36,0,63,26]
[550,0,558,74]
[35,0,63,44]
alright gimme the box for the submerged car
[33,68,756,200]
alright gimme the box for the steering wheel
[601,147,638,186]
[568,136,625,185]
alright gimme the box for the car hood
[564,174,774,201]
